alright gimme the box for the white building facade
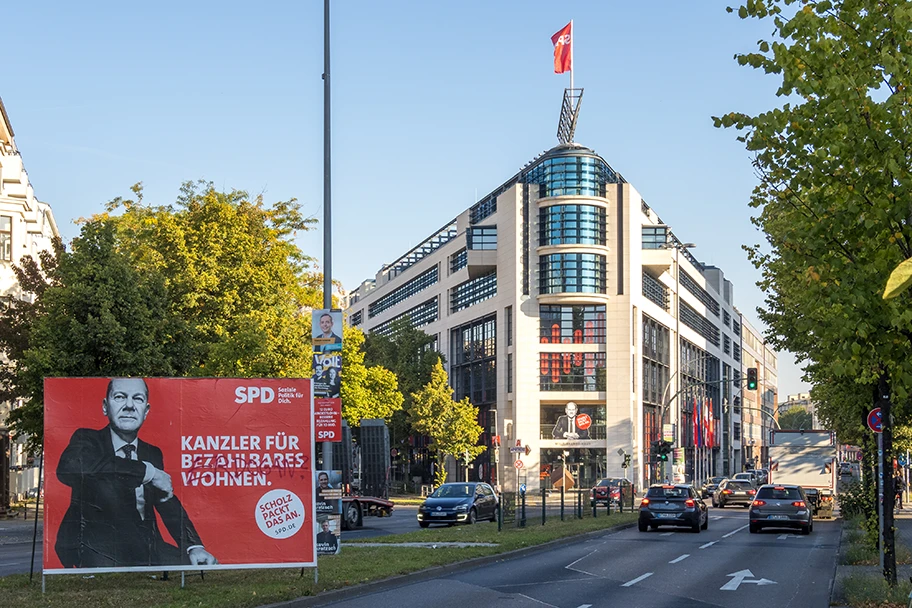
[347,142,774,492]
[0,98,60,506]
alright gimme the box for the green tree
[409,359,483,487]
[777,406,814,430]
[1,222,192,451]
[716,0,912,584]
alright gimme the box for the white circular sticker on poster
[255,489,305,539]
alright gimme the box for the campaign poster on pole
[43,377,315,574]
[314,470,341,556]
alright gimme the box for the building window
[642,315,670,407]
[679,269,720,317]
[450,248,467,273]
[540,304,606,343]
[525,153,619,198]
[370,297,439,336]
[539,352,606,391]
[470,197,497,224]
[733,422,741,441]
[467,226,497,250]
[680,301,721,347]
[641,226,668,249]
[539,204,606,246]
[450,315,497,405]
[505,306,513,347]
[723,334,731,356]
[368,265,438,318]
[451,271,497,313]
[539,253,606,294]
[0,216,11,261]
[723,310,731,327]
[642,272,669,310]
[349,310,363,327]
[506,353,513,393]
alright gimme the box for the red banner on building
[43,377,315,574]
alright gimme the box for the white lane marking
[721,569,777,591]
[777,534,801,539]
[711,516,723,520]
[517,593,559,607]
[576,605,593,608]
[660,532,674,536]
[699,541,717,549]
[722,524,750,538]
[565,549,600,576]
[622,572,653,587]
[669,554,690,564]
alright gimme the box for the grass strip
[0,512,637,608]
[842,572,912,608]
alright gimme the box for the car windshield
[598,479,620,487]
[431,484,473,498]
[756,486,802,500]
[646,486,689,499]
[709,477,725,484]
[729,481,753,490]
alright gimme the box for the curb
[261,519,638,608]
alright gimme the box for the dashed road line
[622,572,654,587]
[722,524,750,538]
[699,541,717,549]
[710,516,723,520]
[669,554,690,564]
[660,532,674,536]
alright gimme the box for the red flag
[551,22,572,74]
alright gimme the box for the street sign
[663,423,675,443]
[509,447,525,453]
[519,483,526,495]
[867,407,883,433]
[720,569,777,591]
[514,459,524,469]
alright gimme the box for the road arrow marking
[622,572,653,587]
[669,554,690,564]
[721,569,778,591]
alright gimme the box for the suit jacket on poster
[55,426,202,568]
[551,415,590,439]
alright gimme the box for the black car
[417,482,498,528]
[749,484,813,534]
[638,484,708,533]
[700,476,727,498]
[712,479,756,508]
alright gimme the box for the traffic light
[747,367,758,390]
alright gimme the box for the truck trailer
[768,429,836,519]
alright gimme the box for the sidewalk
[830,507,912,607]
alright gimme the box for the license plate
[657,513,677,519]
[430,512,448,517]
[768,515,789,520]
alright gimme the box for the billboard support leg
[181,572,185,589]
[29,452,44,583]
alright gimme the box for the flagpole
[570,19,574,91]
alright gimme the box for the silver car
[748,484,813,534]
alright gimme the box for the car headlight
[456,504,468,512]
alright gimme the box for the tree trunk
[878,373,897,587]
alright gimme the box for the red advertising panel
[43,377,315,574]
[314,398,342,442]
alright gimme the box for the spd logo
[235,386,276,404]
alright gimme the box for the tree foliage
[717,0,912,584]
[777,406,814,430]
[409,359,484,487]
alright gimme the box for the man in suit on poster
[55,377,218,568]
[551,401,590,440]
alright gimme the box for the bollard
[541,488,546,526]
[607,496,611,516]
[577,491,583,519]
[520,492,527,528]
[497,497,502,532]
[619,493,624,514]
[560,486,565,521]
[592,499,597,518]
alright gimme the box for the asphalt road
[342,504,419,540]
[317,507,841,608]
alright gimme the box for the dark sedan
[700,476,727,498]
[712,479,756,508]
[749,484,813,534]
[638,484,708,533]
[417,482,498,528]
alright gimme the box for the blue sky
[2,1,809,397]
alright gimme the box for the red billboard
[43,377,315,574]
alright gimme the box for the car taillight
[685,498,695,507]
[752,500,767,507]
[723,489,732,494]
[748,490,756,495]
[792,501,806,508]
[640,498,650,507]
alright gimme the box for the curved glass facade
[539,253,606,294]
[526,154,618,198]
[539,204,606,246]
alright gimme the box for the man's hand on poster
[563,431,580,440]
[150,467,174,501]
[188,547,218,565]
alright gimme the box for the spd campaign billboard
[43,377,315,574]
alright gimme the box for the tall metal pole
[321,0,333,472]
